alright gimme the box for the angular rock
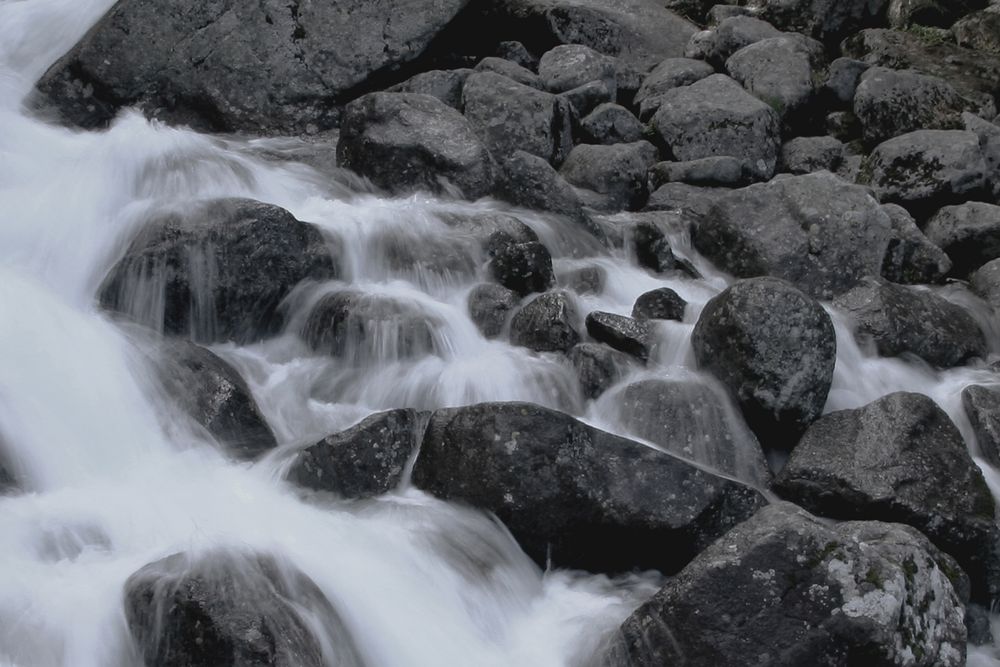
[779,136,845,174]
[692,277,837,448]
[509,291,580,353]
[684,16,783,68]
[411,402,766,572]
[881,203,952,284]
[557,80,613,117]
[725,36,823,126]
[864,130,987,209]
[964,385,1000,470]
[125,550,362,667]
[567,343,631,399]
[462,72,573,164]
[924,202,1000,276]
[648,156,749,188]
[337,92,495,199]
[99,199,338,345]
[853,68,968,145]
[578,104,643,145]
[651,74,781,181]
[693,172,893,299]
[822,57,870,107]
[970,258,1000,308]
[495,40,538,70]
[617,502,968,667]
[632,287,687,321]
[387,69,472,109]
[585,311,653,361]
[559,142,658,212]
[775,391,999,602]
[35,0,470,133]
[834,278,987,367]
[487,237,555,297]
[467,283,518,338]
[963,112,1000,202]
[746,0,891,43]
[494,151,599,238]
[629,219,689,275]
[473,57,541,88]
[287,409,422,498]
[538,45,617,96]
[633,57,714,109]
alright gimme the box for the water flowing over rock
[412,402,766,573]
[99,199,339,345]
[616,502,969,667]
[467,284,518,338]
[567,343,632,399]
[963,384,1000,469]
[34,0,472,133]
[631,288,686,321]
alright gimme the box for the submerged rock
[632,288,686,321]
[567,343,632,399]
[467,283,518,339]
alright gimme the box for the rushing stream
[2,1,1000,665]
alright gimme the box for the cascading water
[2,1,1000,666]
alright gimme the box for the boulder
[632,287,687,321]
[578,104,643,145]
[462,72,573,164]
[648,156,749,188]
[880,203,952,284]
[775,391,999,603]
[954,6,1000,55]
[633,57,714,110]
[692,278,837,448]
[684,16,783,69]
[724,36,824,126]
[963,384,1000,468]
[99,199,338,345]
[863,130,987,209]
[584,311,653,361]
[567,343,631,399]
[300,291,441,362]
[287,409,422,498]
[888,0,989,29]
[495,40,538,70]
[826,110,863,142]
[651,74,781,182]
[558,142,658,212]
[853,68,968,146]
[962,112,1000,202]
[970,258,1000,308]
[473,57,541,88]
[834,278,987,367]
[644,182,729,218]
[537,45,617,97]
[125,550,363,667]
[558,80,614,117]
[509,291,580,353]
[693,172,893,299]
[487,236,555,297]
[35,0,470,133]
[387,69,472,109]
[822,57,870,107]
[924,202,1000,276]
[745,0,890,43]
[411,402,766,572]
[467,283,518,338]
[337,92,495,199]
[614,379,769,483]
[617,502,968,667]
[779,136,845,174]
[628,218,693,276]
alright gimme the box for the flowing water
[2,1,1000,665]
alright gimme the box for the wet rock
[567,343,631,399]
[538,45,617,97]
[473,57,541,88]
[724,36,824,127]
[35,0,469,133]
[633,58,714,110]
[412,402,766,573]
[287,409,422,498]
[822,57,870,107]
[301,291,440,362]
[745,0,891,43]
[648,156,749,188]
[578,104,643,145]
[387,69,472,109]
[651,74,781,182]
[953,6,1000,55]
[924,202,1000,276]
[970,258,1000,308]
[125,550,363,667]
[439,210,539,247]
[99,199,338,345]
[834,278,987,367]
[559,142,658,212]
[684,16,783,69]
[693,172,893,299]
[149,338,277,460]
[881,203,952,284]
[337,92,495,199]
[775,391,999,603]
[629,218,691,276]
[853,68,968,146]
[462,72,573,164]
[864,130,987,209]
[467,283,518,338]
[963,384,1000,469]
[509,291,580,353]
[779,136,845,174]
[561,265,605,295]
[692,277,836,448]
[487,236,555,297]
[584,311,653,361]
[495,40,538,70]
[494,151,599,238]
[615,379,769,482]
[617,502,968,667]
[632,288,687,321]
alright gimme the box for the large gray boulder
[537,45,617,96]
[834,279,987,367]
[578,103,644,145]
[651,74,781,181]
[888,0,990,29]
[684,16,783,69]
[775,391,999,603]
[963,384,1000,469]
[633,58,714,111]
[35,0,470,133]
[924,202,1000,276]
[779,136,845,175]
[971,258,1000,309]
[693,172,893,300]
[99,199,339,345]
[745,0,890,43]
[411,402,766,573]
[462,71,573,165]
[387,69,472,109]
[962,112,1000,202]
[724,36,824,126]
[617,502,968,667]
[954,6,1000,55]
[853,67,969,145]
[558,142,658,211]
[337,93,494,199]
[880,203,952,284]
[692,278,837,449]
